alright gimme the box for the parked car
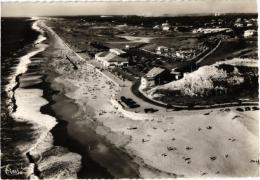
[120,96,140,109]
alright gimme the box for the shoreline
[45,70,114,178]
[22,24,82,179]
[1,19,47,179]
[3,20,54,178]
[3,19,82,179]
[40,19,142,178]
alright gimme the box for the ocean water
[1,18,108,179]
[1,18,40,179]
[1,18,60,179]
[1,17,139,179]
[1,18,39,89]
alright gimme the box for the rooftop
[96,51,127,63]
[109,48,126,55]
[145,67,166,78]
[97,51,110,57]
[244,29,257,32]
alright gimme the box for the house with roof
[192,28,233,34]
[234,22,244,28]
[95,49,128,68]
[153,25,160,30]
[140,66,184,89]
[156,46,169,55]
[171,68,183,80]
[244,29,257,38]
[162,22,170,31]
[109,48,126,55]
[140,67,169,89]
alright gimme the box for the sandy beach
[39,18,259,178]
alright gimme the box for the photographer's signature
[2,164,24,176]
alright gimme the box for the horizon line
[2,12,258,18]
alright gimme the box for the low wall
[138,87,168,106]
[138,84,258,110]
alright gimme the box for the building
[109,48,126,55]
[141,67,166,89]
[125,45,130,50]
[156,46,169,55]
[140,67,184,89]
[95,51,128,68]
[162,22,170,31]
[192,28,233,34]
[244,30,257,37]
[140,67,180,89]
[214,12,221,16]
[153,25,160,30]
[246,23,254,27]
[234,22,244,28]
[176,51,185,59]
[171,68,183,80]
[176,49,195,59]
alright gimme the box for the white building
[244,30,257,37]
[156,46,169,55]
[247,23,253,27]
[234,23,244,28]
[109,48,126,55]
[192,28,233,34]
[140,67,166,89]
[162,22,170,31]
[153,25,160,30]
[125,45,130,50]
[176,51,185,59]
[95,51,128,68]
[214,12,221,16]
[171,68,183,80]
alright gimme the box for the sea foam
[9,20,57,153]
[5,20,47,113]
[4,19,81,178]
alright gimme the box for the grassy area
[150,34,204,49]
[198,38,258,66]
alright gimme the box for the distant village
[50,15,257,92]
[86,16,257,90]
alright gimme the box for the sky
[1,0,258,17]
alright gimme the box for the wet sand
[46,72,114,179]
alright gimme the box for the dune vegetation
[148,60,258,101]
